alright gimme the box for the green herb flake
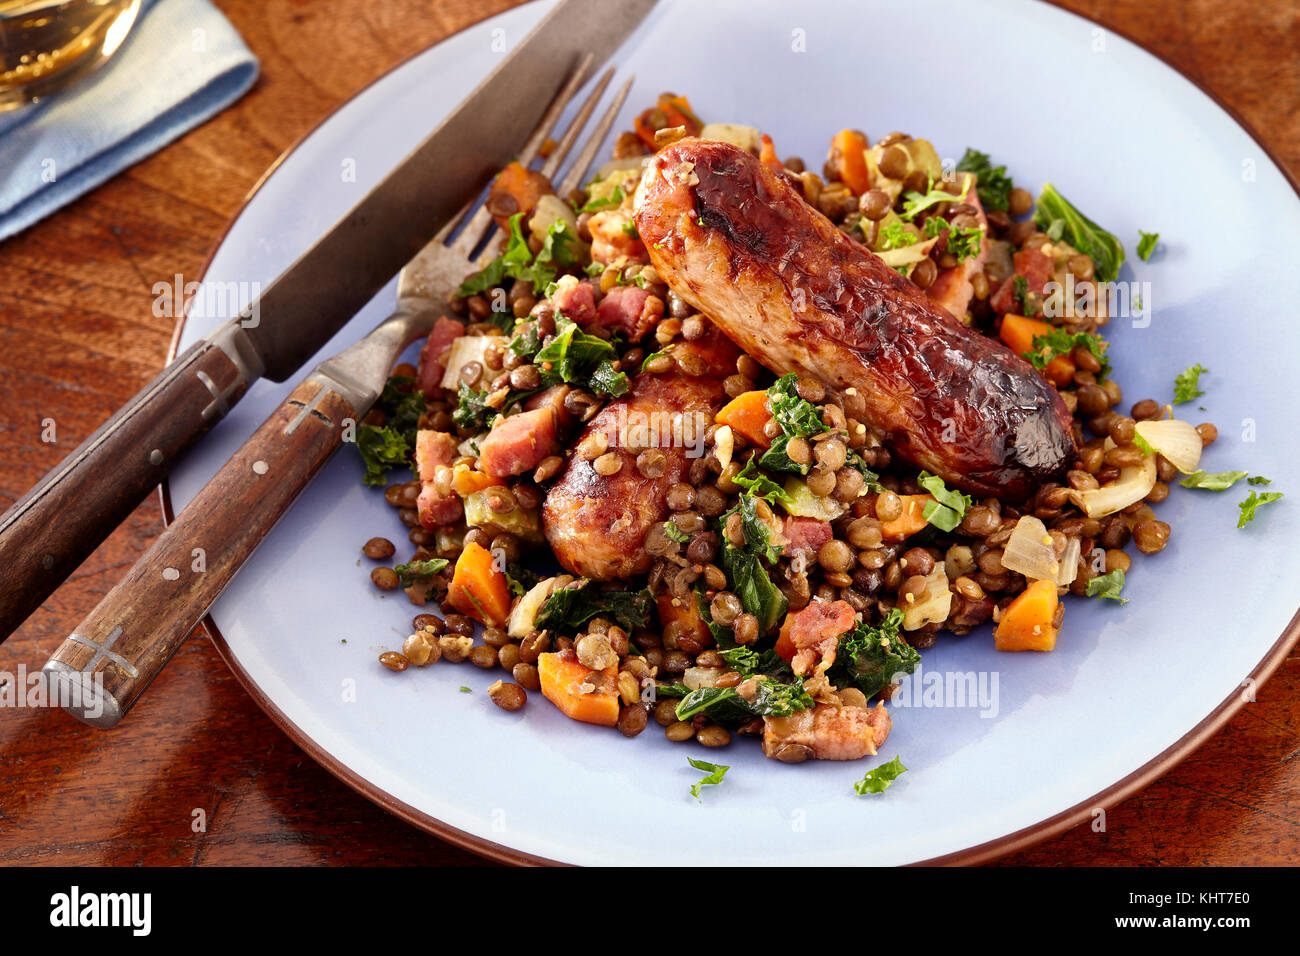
[1023,329,1111,380]
[732,457,791,504]
[1173,364,1208,404]
[459,686,472,694]
[663,521,690,544]
[393,558,449,588]
[900,181,969,221]
[916,472,972,532]
[1248,476,1272,486]
[1238,490,1284,529]
[1085,569,1129,604]
[830,608,919,698]
[956,147,1013,212]
[1033,184,1125,282]
[1137,230,1159,261]
[1179,470,1248,492]
[688,758,730,802]
[853,756,908,795]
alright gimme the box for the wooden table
[0,0,1295,866]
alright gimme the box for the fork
[42,62,635,728]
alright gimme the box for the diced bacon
[595,284,661,341]
[782,516,832,555]
[776,599,857,680]
[588,209,648,266]
[478,408,558,479]
[524,384,575,430]
[925,171,989,320]
[550,275,596,324]
[413,430,462,529]
[414,430,459,484]
[989,245,1055,316]
[417,483,462,529]
[417,317,465,398]
[762,701,892,761]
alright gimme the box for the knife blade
[0,0,657,640]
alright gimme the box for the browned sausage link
[634,139,1077,500]
[541,326,739,580]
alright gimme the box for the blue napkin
[0,0,259,242]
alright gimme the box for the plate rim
[161,0,1300,867]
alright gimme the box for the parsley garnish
[578,185,624,213]
[688,758,729,802]
[663,521,690,543]
[1085,569,1129,604]
[1012,274,1038,317]
[1179,470,1248,491]
[875,219,917,251]
[1137,230,1159,261]
[393,558,449,588]
[924,216,982,263]
[732,457,791,504]
[1033,184,1125,283]
[852,756,908,795]
[1173,364,1207,404]
[1248,476,1272,486]
[956,148,1014,212]
[900,181,969,221]
[917,471,972,532]
[455,212,579,298]
[1238,490,1284,528]
[1024,328,1111,380]
[354,376,428,486]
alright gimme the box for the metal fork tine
[556,74,633,196]
[446,55,596,255]
[467,73,631,269]
[537,67,614,181]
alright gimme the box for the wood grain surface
[0,0,1296,867]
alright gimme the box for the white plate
[170,0,1300,865]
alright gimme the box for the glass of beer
[0,0,142,112]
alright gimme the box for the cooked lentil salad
[354,93,1279,772]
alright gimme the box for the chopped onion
[876,236,939,269]
[699,123,760,153]
[1070,452,1157,517]
[999,515,1080,585]
[1133,418,1203,473]
[902,561,952,631]
[1000,515,1061,582]
[528,194,578,243]
[440,335,508,390]
[507,575,570,639]
[713,425,734,475]
[1055,536,1082,586]
[780,477,846,521]
[683,666,726,690]
[593,156,651,183]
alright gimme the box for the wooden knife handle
[42,377,357,727]
[0,322,262,641]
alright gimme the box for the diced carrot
[1000,313,1074,387]
[829,129,871,195]
[487,161,553,231]
[448,541,511,627]
[537,653,620,726]
[880,494,936,542]
[715,390,772,448]
[758,134,784,174]
[635,93,703,149]
[775,599,857,661]
[994,579,1061,652]
[658,592,710,647]
[450,463,502,497]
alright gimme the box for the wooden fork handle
[0,320,263,642]
[43,377,358,727]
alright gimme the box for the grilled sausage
[541,326,739,580]
[634,139,1076,500]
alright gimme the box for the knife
[0,0,657,641]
